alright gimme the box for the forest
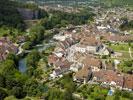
[0,0,25,31]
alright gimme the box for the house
[80,37,103,54]
[98,48,110,55]
[123,74,133,91]
[95,44,114,56]
[71,33,82,42]
[74,44,87,53]
[80,36,100,46]
[53,51,65,58]
[53,33,72,41]
[57,37,76,50]
[70,62,83,72]
[58,41,68,49]
[73,67,92,84]
[50,69,62,79]
[67,46,90,62]
[48,54,59,66]
[54,46,65,53]
[65,38,75,46]
[69,43,103,54]
[93,70,124,89]
[107,34,133,43]
[97,26,107,30]
[0,50,8,61]
[54,58,72,71]
[83,57,102,72]
[107,48,114,54]
[50,59,72,78]
[59,59,72,72]
[0,37,18,61]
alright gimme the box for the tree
[119,18,133,31]
[0,57,29,99]
[6,53,18,66]
[39,8,95,30]
[123,60,133,67]
[29,33,37,44]
[29,25,45,43]
[47,88,64,100]
[114,89,121,100]
[64,90,73,100]
[0,60,16,76]
[38,9,48,19]
[26,66,34,77]
[0,88,8,100]
[121,91,130,98]
[33,69,43,79]
[5,75,20,90]
[0,74,5,87]
[22,42,32,50]
[11,86,26,99]
[24,78,43,96]
[0,0,25,30]
[26,50,40,68]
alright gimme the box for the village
[0,6,133,90]
[48,7,133,94]
[0,4,133,99]
[1,0,133,99]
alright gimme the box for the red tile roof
[48,54,59,65]
[93,70,124,87]
[80,36,101,46]
[107,35,133,42]
[75,67,92,79]
[123,74,133,90]
[83,57,102,68]
[0,37,18,61]
[54,58,72,69]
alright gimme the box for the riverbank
[18,39,55,73]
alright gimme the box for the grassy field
[108,43,133,59]
[118,59,133,73]
[120,52,131,59]
[109,44,133,52]
[107,43,133,73]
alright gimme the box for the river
[18,40,55,73]
[18,58,27,73]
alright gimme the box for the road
[129,48,133,59]
[102,60,107,70]
[16,43,25,55]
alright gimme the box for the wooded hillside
[0,0,25,30]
